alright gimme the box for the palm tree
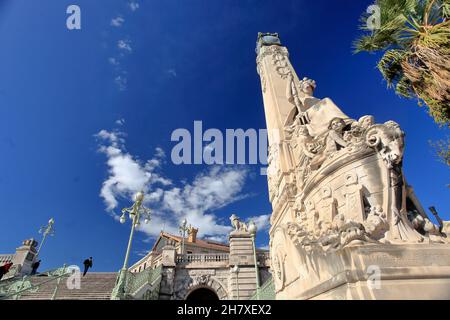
[354,0,450,127]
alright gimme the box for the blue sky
[0,0,448,272]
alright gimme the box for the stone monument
[256,32,450,300]
[229,214,259,300]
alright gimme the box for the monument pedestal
[11,239,38,276]
[278,243,450,300]
[229,231,258,300]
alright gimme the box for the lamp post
[179,218,189,255]
[111,191,152,300]
[37,218,55,257]
[429,206,444,232]
[231,265,240,300]
[248,220,260,300]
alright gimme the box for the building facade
[0,239,38,279]
[126,221,271,300]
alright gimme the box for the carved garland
[256,45,290,80]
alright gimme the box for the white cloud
[204,235,229,243]
[96,129,124,148]
[155,147,165,158]
[150,166,249,238]
[135,249,149,257]
[109,57,119,66]
[111,16,125,27]
[146,188,164,203]
[152,176,172,186]
[96,131,150,211]
[128,1,140,11]
[167,69,177,77]
[114,75,128,91]
[115,118,125,126]
[96,129,253,241]
[247,214,271,231]
[118,39,132,53]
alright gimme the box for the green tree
[430,137,450,165]
[354,0,450,127]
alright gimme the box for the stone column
[229,231,258,300]
[11,239,38,276]
[159,243,177,300]
[443,221,450,238]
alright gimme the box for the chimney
[188,227,198,243]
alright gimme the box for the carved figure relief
[257,64,267,93]
[320,186,337,224]
[309,118,348,169]
[343,173,365,223]
[286,73,302,113]
[285,123,319,190]
[305,200,320,237]
[365,122,425,243]
[363,205,388,240]
[285,74,318,124]
[271,50,291,79]
[271,226,304,291]
[299,77,316,96]
[344,115,374,144]
[281,112,390,192]
[267,143,281,199]
[194,274,210,286]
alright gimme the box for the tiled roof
[159,232,230,252]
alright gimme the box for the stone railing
[176,253,229,264]
[0,254,14,264]
[123,265,162,299]
[153,253,163,266]
[250,276,275,300]
[0,265,71,300]
[0,254,16,279]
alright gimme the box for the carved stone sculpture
[256,33,450,300]
[230,214,248,232]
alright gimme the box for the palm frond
[441,0,450,18]
[429,138,450,165]
[377,49,408,85]
[396,75,416,97]
[354,0,450,128]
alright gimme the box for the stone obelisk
[256,33,450,300]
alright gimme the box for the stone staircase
[16,272,118,300]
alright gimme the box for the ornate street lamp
[37,218,55,257]
[248,220,260,300]
[111,191,152,300]
[230,265,240,300]
[429,206,444,232]
[179,218,189,255]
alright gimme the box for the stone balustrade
[176,253,229,265]
[174,252,269,266]
[0,254,14,264]
[153,253,163,265]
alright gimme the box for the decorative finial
[256,32,282,55]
